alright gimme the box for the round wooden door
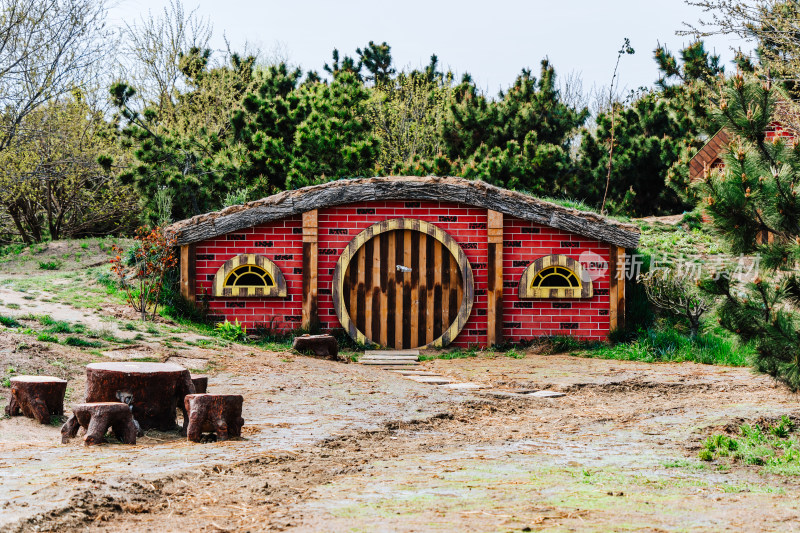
[333,219,474,349]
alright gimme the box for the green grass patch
[37,260,62,270]
[583,322,753,366]
[37,332,59,343]
[419,346,480,361]
[64,336,103,348]
[0,315,21,328]
[700,416,800,474]
[5,303,20,310]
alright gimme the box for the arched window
[518,254,592,299]
[212,254,287,297]
[224,265,274,289]
[531,266,581,290]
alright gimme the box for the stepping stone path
[359,350,483,390]
[359,350,568,399]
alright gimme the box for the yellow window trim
[518,254,592,299]
[212,253,287,297]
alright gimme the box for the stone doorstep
[364,350,420,356]
[391,370,439,376]
[359,360,419,366]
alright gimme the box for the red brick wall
[193,202,612,345]
[502,216,611,342]
[195,215,304,331]
[765,121,798,142]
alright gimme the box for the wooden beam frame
[302,210,319,332]
[486,210,503,347]
[179,244,196,304]
[609,245,626,332]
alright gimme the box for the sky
[107,0,752,97]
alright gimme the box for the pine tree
[574,42,723,216]
[699,74,800,391]
[357,41,395,85]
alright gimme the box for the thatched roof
[167,176,641,248]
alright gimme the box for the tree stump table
[4,376,67,424]
[60,402,137,445]
[184,394,244,442]
[83,362,195,431]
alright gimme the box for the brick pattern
[501,215,611,342]
[193,203,613,345]
[194,215,304,331]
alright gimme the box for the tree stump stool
[292,334,342,361]
[4,376,67,424]
[191,376,208,393]
[184,394,244,442]
[61,402,137,445]
[84,362,195,431]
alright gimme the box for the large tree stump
[84,362,195,431]
[292,334,343,361]
[184,394,244,442]
[4,376,67,424]
[61,402,137,445]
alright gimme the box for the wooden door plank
[417,231,427,347]
[426,233,436,344]
[433,238,444,340]
[441,241,451,336]
[357,242,367,336]
[412,230,418,348]
[449,248,459,333]
[405,230,414,349]
[383,231,394,347]
[370,236,381,342]
[394,231,404,349]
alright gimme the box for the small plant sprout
[214,319,248,342]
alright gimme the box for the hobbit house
[168,176,640,348]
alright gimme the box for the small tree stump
[184,394,244,442]
[61,402,137,445]
[292,334,343,362]
[4,376,67,424]
[191,376,208,393]
[85,362,195,431]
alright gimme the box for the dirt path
[4,353,800,532]
[3,246,800,531]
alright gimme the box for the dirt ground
[2,241,800,532]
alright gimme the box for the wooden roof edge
[166,176,641,249]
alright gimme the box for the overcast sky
[108,0,751,96]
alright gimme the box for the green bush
[214,319,247,342]
[37,332,59,343]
